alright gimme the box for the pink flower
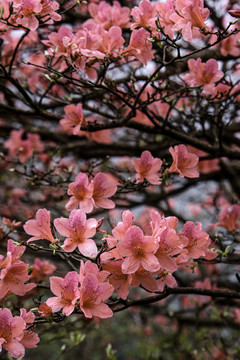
[23,208,56,243]
[66,173,94,213]
[97,26,125,55]
[19,309,39,350]
[19,329,40,351]
[131,266,158,292]
[87,1,130,30]
[183,58,224,94]
[0,241,36,298]
[134,150,162,185]
[169,0,210,41]
[5,239,26,263]
[15,0,42,30]
[150,210,178,239]
[0,308,26,358]
[66,172,117,213]
[220,33,240,57]
[54,209,98,257]
[169,144,199,178]
[39,0,61,23]
[60,104,86,135]
[215,205,240,232]
[92,172,117,210]
[112,210,133,241]
[47,271,80,316]
[154,0,175,38]
[79,273,114,318]
[0,261,36,298]
[4,129,43,163]
[180,221,217,260]
[30,258,56,282]
[102,259,132,300]
[117,225,160,274]
[131,0,156,29]
[155,228,182,272]
[157,272,177,292]
[42,26,73,59]
[122,28,154,65]
[79,260,110,284]
[38,303,53,317]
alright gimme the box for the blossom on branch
[122,28,154,65]
[24,208,56,243]
[60,104,86,135]
[0,240,36,299]
[47,271,80,316]
[66,173,94,213]
[0,308,28,358]
[134,150,162,185]
[54,209,98,257]
[79,273,114,318]
[215,205,240,232]
[169,144,199,178]
[169,0,210,41]
[183,58,224,94]
[117,225,160,274]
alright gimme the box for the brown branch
[113,287,240,312]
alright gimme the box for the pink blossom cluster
[100,209,217,299]
[46,260,114,318]
[0,240,36,299]
[39,0,212,72]
[23,205,217,303]
[2,0,61,31]
[0,308,39,358]
[43,23,153,70]
[131,0,210,41]
[134,146,199,185]
[24,208,101,257]
[85,1,131,30]
[65,172,117,213]
[4,129,44,163]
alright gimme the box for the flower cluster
[0,308,39,358]
[131,0,210,41]
[2,0,61,31]
[65,172,117,213]
[100,209,217,297]
[0,240,36,299]
[46,260,114,319]
[4,129,44,163]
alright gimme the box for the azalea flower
[169,144,199,178]
[60,103,86,135]
[134,150,162,185]
[54,209,98,257]
[215,205,240,232]
[47,271,80,316]
[117,225,160,274]
[24,208,56,243]
[79,273,114,318]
